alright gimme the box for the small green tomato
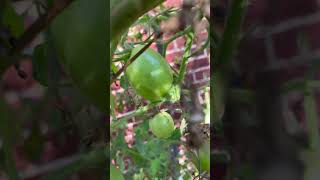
[149,112,175,139]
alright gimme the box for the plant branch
[162,25,192,56]
[39,146,107,180]
[212,0,248,122]
[11,0,73,54]
[111,32,163,84]
[177,31,194,84]
[304,82,320,151]
[0,0,74,76]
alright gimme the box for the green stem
[40,146,107,180]
[304,82,320,151]
[188,36,209,58]
[111,101,162,130]
[177,31,194,84]
[212,0,248,122]
[162,26,192,56]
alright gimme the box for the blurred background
[0,1,106,179]
[213,0,320,179]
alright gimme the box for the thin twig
[10,0,74,55]
[0,0,74,76]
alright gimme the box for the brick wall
[214,1,320,179]
[236,0,320,128]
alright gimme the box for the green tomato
[126,45,173,101]
[51,0,107,113]
[191,142,210,172]
[149,112,175,139]
[110,164,124,180]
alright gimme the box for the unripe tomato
[51,0,107,113]
[191,141,210,172]
[126,45,173,101]
[149,112,175,138]
[110,164,124,180]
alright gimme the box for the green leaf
[150,159,161,176]
[135,14,151,25]
[33,43,49,86]
[120,75,129,90]
[2,1,24,37]
[168,128,181,141]
[111,60,119,74]
[124,148,147,167]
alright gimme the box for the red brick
[164,0,182,7]
[150,43,157,50]
[176,37,186,48]
[195,71,204,80]
[263,0,318,25]
[184,73,194,82]
[273,28,300,59]
[166,51,183,62]
[187,58,209,70]
[166,42,175,51]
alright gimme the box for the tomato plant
[111,1,210,179]
[149,111,175,138]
